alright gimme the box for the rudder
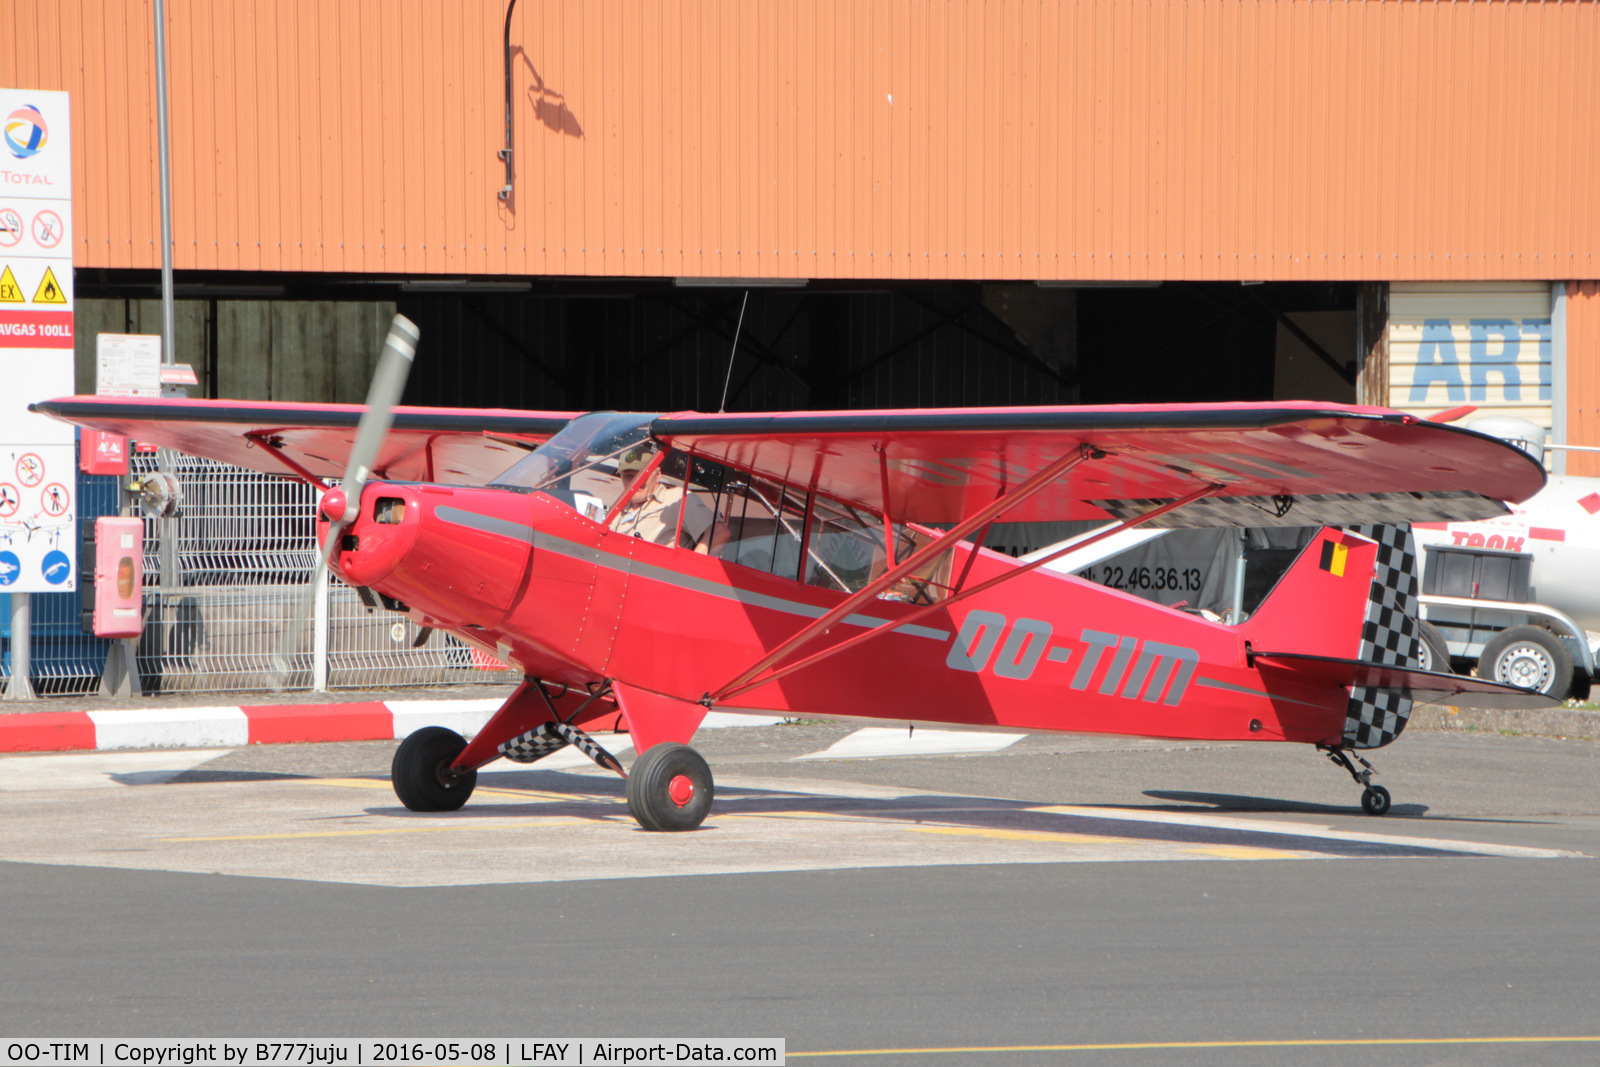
[1238,524,1424,749]
[1239,527,1379,661]
[1341,524,1422,750]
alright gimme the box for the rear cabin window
[804,497,888,593]
[639,452,951,603]
[805,499,952,603]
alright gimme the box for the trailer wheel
[1478,626,1574,699]
[1416,622,1452,674]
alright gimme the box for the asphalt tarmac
[1,720,1597,1065]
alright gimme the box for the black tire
[1415,621,1452,674]
[1478,625,1574,699]
[392,726,477,812]
[626,743,714,831]
[1361,785,1392,816]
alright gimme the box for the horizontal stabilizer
[1251,651,1559,710]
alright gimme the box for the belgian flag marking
[1319,539,1349,577]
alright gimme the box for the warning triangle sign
[32,266,66,305]
[0,265,22,303]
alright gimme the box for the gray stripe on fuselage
[436,505,951,642]
[438,507,538,546]
[1196,675,1332,711]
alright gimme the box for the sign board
[96,333,162,397]
[0,87,74,592]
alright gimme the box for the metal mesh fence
[3,450,517,696]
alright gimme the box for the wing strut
[245,432,330,489]
[709,481,1222,705]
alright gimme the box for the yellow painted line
[906,826,1129,845]
[1182,845,1303,860]
[787,1035,1600,1057]
[159,819,599,843]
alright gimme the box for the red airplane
[36,316,1554,829]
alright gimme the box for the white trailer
[1410,418,1600,700]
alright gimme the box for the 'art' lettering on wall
[1408,317,1552,403]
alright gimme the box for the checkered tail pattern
[1342,524,1421,749]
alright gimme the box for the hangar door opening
[394,280,1360,412]
[76,277,1362,414]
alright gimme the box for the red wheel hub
[667,774,695,807]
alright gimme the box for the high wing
[651,401,1547,526]
[31,397,578,486]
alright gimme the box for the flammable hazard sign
[32,265,67,304]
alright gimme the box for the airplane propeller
[269,314,421,690]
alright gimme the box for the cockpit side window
[489,412,657,521]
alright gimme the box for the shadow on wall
[518,49,583,138]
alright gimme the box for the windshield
[489,412,658,516]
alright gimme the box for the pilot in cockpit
[611,445,719,552]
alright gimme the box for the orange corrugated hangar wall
[5,0,1597,282]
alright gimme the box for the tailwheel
[1320,743,1392,817]
[1361,785,1392,816]
[626,743,714,831]
[392,726,477,812]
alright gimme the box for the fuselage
[326,479,1361,747]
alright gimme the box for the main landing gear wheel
[392,726,477,812]
[626,743,714,831]
[1361,785,1392,816]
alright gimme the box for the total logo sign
[4,104,47,159]
[0,91,68,195]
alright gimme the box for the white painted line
[793,726,1025,761]
[87,707,250,750]
[1030,805,1586,860]
[701,711,787,728]
[0,750,232,792]
[386,699,503,740]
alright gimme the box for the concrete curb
[1408,704,1600,741]
[0,698,782,755]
